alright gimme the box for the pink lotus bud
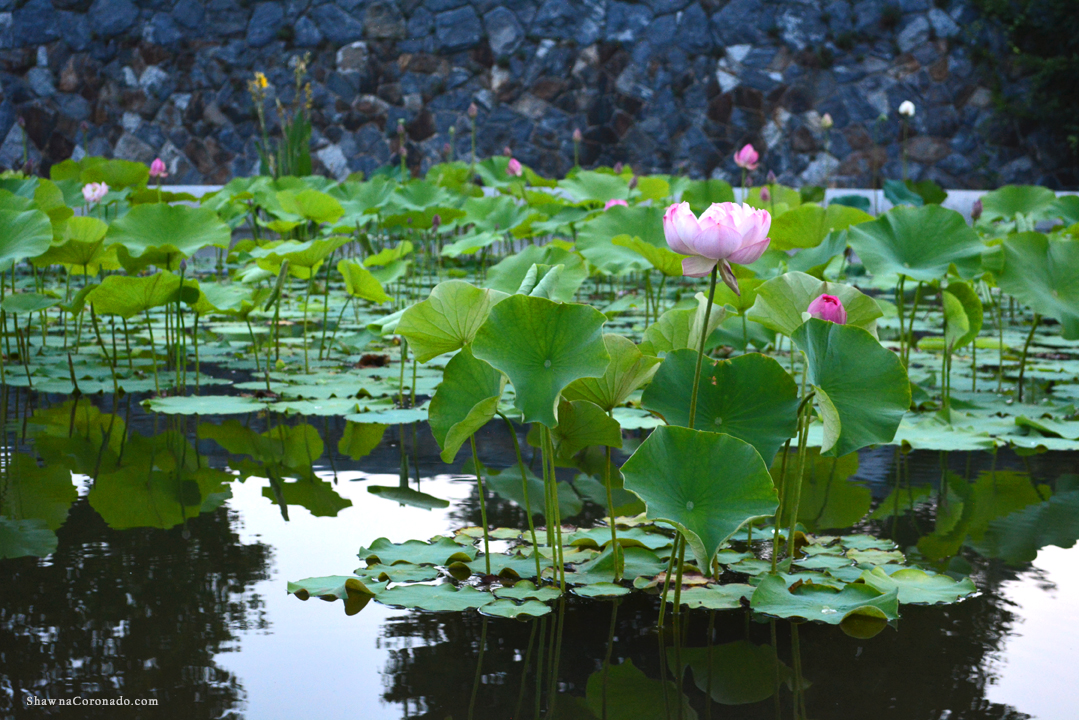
[442,142,451,155]
[432,214,441,230]
[807,294,847,324]
[502,146,512,157]
[81,182,109,204]
[820,113,834,129]
[734,143,759,171]
[604,199,628,211]
[971,199,983,222]
[662,201,771,278]
[468,103,478,118]
[149,158,168,178]
[767,170,777,185]
[573,127,582,142]
[506,158,523,176]
[760,186,770,202]
[628,175,638,189]
[80,120,89,132]
[613,161,623,174]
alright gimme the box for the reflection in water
[2,391,1078,718]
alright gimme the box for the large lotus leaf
[793,319,910,456]
[275,188,344,224]
[584,660,697,720]
[575,205,666,274]
[368,257,410,286]
[486,244,588,302]
[484,464,582,521]
[363,240,414,268]
[461,194,534,233]
[678,584,756,610]
[678,641,788,705]
[190,283,260,315]
[769,203,873,251]
[2,453,77,530]
[337,259,390,304]
[429,347,506,462]
[570,546,667,585]
[357,536,477,566]
[883,179,924,207]
[0,517,57,559]
[106,203,231,271]
[787,229,848,277]
[847,205,983,281]
[525,398,622,463]
[251,236,349,279]
[997,232,1079,339]
[859,566,976,605]
[0,209,52,266]
[494,581,563,602]
[979,184,1057,222]
[87,271,200,319]
[287,575,382,616]
[572,582,632,598]
[611,233,686,276]
[1050,195,1079,224]
[440,230,501,257]
[146,395,268,416]
[472,295,609,427]
[681,178,736,213]
[943,280,983,350]
[76,157,149,189]
[642,350,797,465]
[641,292,727,356]
[971,479,1079,564]
[480,599,553,619]
[750,573,899,627]
[746,272,882,337]
[397,280,509,362]
[1,292,59,315]
[355,564,441,583]
[621,426,778,571]
[89,466,230,530]
[558,170,630,203]
[377,583,496,612]
[337,422,387,460]
[567,526,671,551]
[563,334,660,411]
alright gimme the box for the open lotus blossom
[663,201,771,293]
[506,158,523,176]
[734,143,759,170]
[807,294,847,324]
[604,198,628,211]
[149,158,168,178]
[82,182,108,204]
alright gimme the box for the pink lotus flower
[507,158,523,177]
[604,198,628,211]
[149,157,168,178]
[760,186,770,202]
[807,294,847,324]
[734,144,759,171]
[82,182,108,204]
[663,202,771,292]
[572,127,582,142]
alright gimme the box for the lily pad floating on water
[480,599,553,619]
[0,517,58,559]
[493,581,562,602]
[572,582,632,598]
[354,564,441,583]
[287,575,385,616]
[750,574,899,636]
[859,566,977,605]
[357,536,477,566]
[144,394,269,415]
[377,582,495,612]
[678,584,755,610]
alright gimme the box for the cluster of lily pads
[1,153,1078,633]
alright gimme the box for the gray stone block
[435,6,482,52]
[89,0,139,37]
[247,2,286,48]
[484,6,522,57]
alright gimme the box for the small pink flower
[662,201,771,292]
[573,127,582,142]
[604,198,628,211]
[507,158,523,177]
[149,157,168,178]
[82,182,109,204]
[734,144,759,171]
[468,103,478,118]
[760,186,770,202]
[807,294,847,324]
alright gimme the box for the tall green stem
[499,411,542,581]
[688,265,719,428]
[1017,313,1041,403]
[469,434,491,576]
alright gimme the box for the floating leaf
[859,566,976,605]
[287,575,381,616]
[572,582,631,598]
[0,517,57,559]
[377,582,496,612]
[357,536,476,566]
[571,546,667,584]
[481,598,553,618]
[678,584,755,610]
[367,485,450,510]
[494,581,562,602]
[750,574,899,630]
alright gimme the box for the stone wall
[0,0,1066,188]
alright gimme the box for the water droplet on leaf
[686,501,694,510]
[543,359,551,368]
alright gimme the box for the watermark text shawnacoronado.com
[25,696,159,707]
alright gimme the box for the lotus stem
[246,319,261,374]
[317,250,337,359]
[499,411,542,581]
[895,275,906,362]
[542,425,566,591]
[302,274,314,374]
[398,339,408,407]
[193,313,200,394]
[657,533,680,628]
[997,291,1005,393]
[688,264,719,428]
[1017,313,1041,403]
[671,531,687,618]
[603,442,622,582]
[469,434,492,576]
[146,311,160,395]
[770,438,793,574]
[785,394,814,559]
[466,617,488,720]
[905,281,924,366]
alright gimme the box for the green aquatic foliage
[428,346,506,462]
[677,641,790,705]
[793,319,911,456]
[621,426,778,571]
[859,566,976,605]
[750,573,899,629]
[0,208,52,267]
[978,184,1058,223]
[87,271,199,319]
[397,281,508,362]
[1,453,77,531]
[774,449,866,531]
[472,294,610,427]
[486,244,588,302]
[534,398,622,463]
[1,292,59,315]
[482,463,583,520]
[337,422,387,460]
[769,203,874,251]
[562,334,660,411]
[0,517,58,559]
[997,232,1079,339]
[942,280,984,350]
[105,203,231,271]
[379,583,495,612]
[583,660,697,720]
[847,205,984,281]
[287,575,382,616]
[337,259,391,304]
[640,292,727,356]
[972,475,1079,564]
[747,272,883,337]
[357,536,477,566]
[367,485,450,510]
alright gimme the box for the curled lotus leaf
[750,573,899,628]
[997,232,1079,339]
[428,346,506,462]
[106,203,231,271]
[641,292,727,356]
[562,334,661,412]
[287,575,384,616]
[746,272,883,338]
[846,204,984,281]
[397,280,509,362]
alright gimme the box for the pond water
[2,388,1077,720]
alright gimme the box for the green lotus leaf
[90,465,230,530]
[440,230,500,257]
[773,448,867,531]
[678,584,756,611]
[87,271,200,320]
[32,216,117,272]
[750,573,899,626]
[338,259,391,304]
[366,485,451,510]
[368,257,410,285]
[746,272,883,337]
[996,232,1079,339]
[584,660,697,720]
[463,552,547,580]
[681,178,736,212]
[275,188,344,224]
[480,598,553,619]
[979,184,1057,222]
[570,545,667,585]
[2,452,77,530]
[377,582,496,612]
[461,194,535,233]
[0,209,52,267]
[262,478,352,517]
[1050,195,1079,224]
[971,477,1079,564]
[621,426,778,571]
[472,294,609,428]
[942,280,983,350]
[677,641,788,705]
[1,292,59,315]
[883,178,924,207]
[562,334,660,412]
[486,244,588,302]
[0,517,58,559]
[567,526,671,551]
[354,564,440,583]
[250,236,349,279]
[572,582,631,598]
[397,281,509,363]
[859,566,976,604]
[769,203,873,251]
[641,292,727,356]
[642,350,797,465]
[145,394,267,415]
[357,536,477,566]
[792,319,910,456]
[847,205,984,281]
[428,346,505,462]
[787,229,848,278]
[106,203,231,271]
[575,205,666,272]
[338,422,388,460]
[364,240,414,268]
[286,575,382,616]
[190,283,262,316]
[68,157,149,189]
[558,170,630,203]
[611,233,686,276]
[494,581,562,602]
[529,398,622,463]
